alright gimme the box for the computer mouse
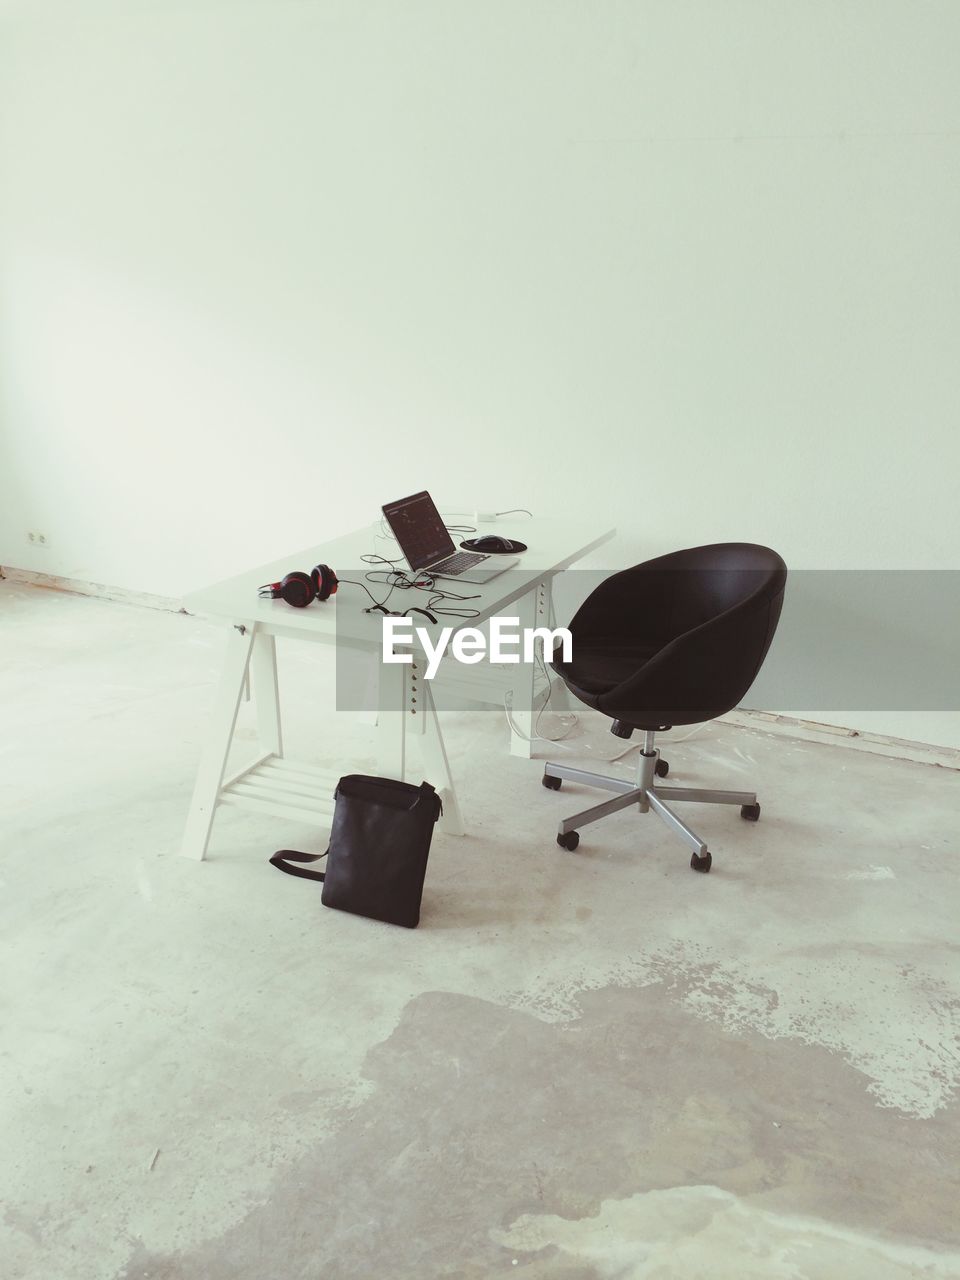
[462,535,528,555]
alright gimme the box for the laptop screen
[382,491,456,572]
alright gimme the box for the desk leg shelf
[219,755,340,826]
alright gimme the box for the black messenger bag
[270,775,442,928]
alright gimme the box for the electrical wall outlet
[27,530,49,546]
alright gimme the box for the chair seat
[553,639,661,696]
[552,543,787,722]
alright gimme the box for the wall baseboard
[0,565,185,615]
[3,565,957,770]
[722,709,959,771]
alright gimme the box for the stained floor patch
[116,980,960,1279]
[494,1187,960,1278]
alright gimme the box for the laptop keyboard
[429,551,487,575]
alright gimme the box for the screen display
[382,491,456,572]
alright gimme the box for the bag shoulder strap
[270,780,440,881]
[269,848,328,881]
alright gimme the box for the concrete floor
[1,580,959,1280]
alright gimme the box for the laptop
[382,491,519,584]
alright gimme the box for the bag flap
[336,775,441,818]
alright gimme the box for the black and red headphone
[258,563,338,608]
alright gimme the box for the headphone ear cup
[311,563,338,602]
[280,571,316,608]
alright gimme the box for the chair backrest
[564,543,787,728]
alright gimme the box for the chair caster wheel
[741,803,761,821]
[690,851,712,873]
[542,775,562,791]
[557,831,580,851]
[655,758,669,778]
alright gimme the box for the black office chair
[542,543,787,872]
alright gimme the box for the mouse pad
[460,538,528,555]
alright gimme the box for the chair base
[543,737,759,873]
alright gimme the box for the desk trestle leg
[541,577,572,712]
[251,631,283,758]
[420,681,465,836]
[376,659,465,836]
[508,587,538,759]
[376,658,409,781]
[181,623,256,861]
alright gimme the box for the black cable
[360,552,407,572]
[417,580,482,620]
[336,576,402,613]
[338,555,482,622]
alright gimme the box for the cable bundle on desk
[337,554,482,624]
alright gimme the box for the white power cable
[502,642,708,760]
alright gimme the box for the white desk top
[184,514,616,645]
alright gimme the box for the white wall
[2,1,958,743]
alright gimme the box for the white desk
[180,514,615,859]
